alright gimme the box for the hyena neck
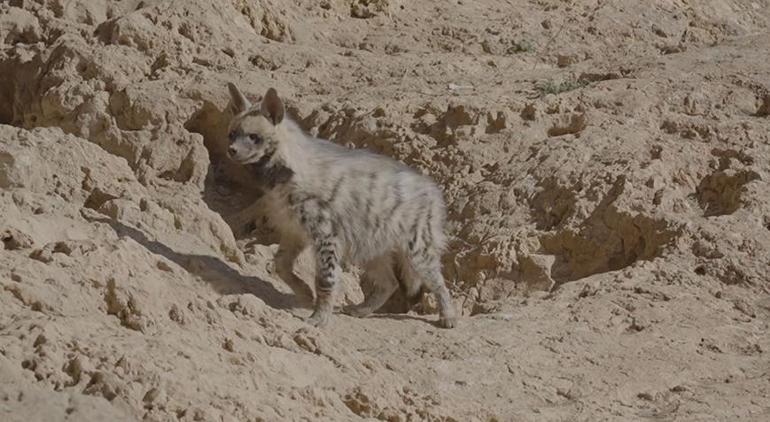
[245,160,294,189]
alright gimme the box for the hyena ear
[227,82,251,115]
[260,87,284,125]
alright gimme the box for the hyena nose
[227,146,236,156]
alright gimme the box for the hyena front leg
[274,239,314,307]
[297,200,340,328]
[343,254,399,318]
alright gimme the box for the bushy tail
[394,254,425,308]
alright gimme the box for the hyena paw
[342,304,373,318]
[438,315,457,329]
[305,310,330,328]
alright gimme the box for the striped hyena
[225,83,456,328]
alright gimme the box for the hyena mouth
[232,148,268,165]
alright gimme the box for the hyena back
[225,83,457,328]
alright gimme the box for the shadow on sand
[83,211,300,311]
[365,313,438,327]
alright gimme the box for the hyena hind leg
[410,251,457,329]
[274,239,314,307]
[343,255,399,318]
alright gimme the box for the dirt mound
[2,1,770,420]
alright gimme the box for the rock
[1,228,33,250]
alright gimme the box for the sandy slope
[1,1,770,420]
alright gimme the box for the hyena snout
[227,141,251,162]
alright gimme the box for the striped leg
[297,200,339,328]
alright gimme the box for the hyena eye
[228,131,237,141]
[249,134,262,144]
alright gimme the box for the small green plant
[509,39,534,54]
[535,79,589,96]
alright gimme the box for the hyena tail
[394,253,426,308]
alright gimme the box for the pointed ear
[227,82,251,115]
[260,88,284,125]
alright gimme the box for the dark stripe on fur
[328,176,345,204]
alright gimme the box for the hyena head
[225,82,285,166]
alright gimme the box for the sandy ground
[1,1,770,420]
